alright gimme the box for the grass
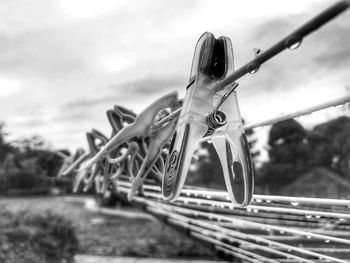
[0,196,218,259]
[0,198,79,263]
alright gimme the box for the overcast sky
[0,0,349,153]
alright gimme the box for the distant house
[279,168,350,199]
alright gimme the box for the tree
[257,119,311,192]
[312,116,350,177]
[0,122,13,163]
[12,135,51,156]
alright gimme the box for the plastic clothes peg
[80,92,181,199]
[56,148,85,178]
[106,105,166,185]
[72,130,109,192]
[162,32,254,207]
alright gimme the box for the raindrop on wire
[288,41,302,50]
[286,36,303,50]
[247,63,260,74]
[249,67,259,74]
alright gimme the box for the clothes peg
[56,148,85,178]
[72,129,109,193]
[107,105,137,136]
[162,32,254,207]
[80,92,181,200]
[105,105,164,186]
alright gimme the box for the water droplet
[186,192,191,196]
[305,215,312,219]
[247,208,252,212]
[206,195,212,199]
[279,230,285,234]
[247,63,260,74]
[288,41,302,50]
[306,235,311,239]
[253,209,259,213]
[325,239,330,243]
[266,200,271,203]
[253,48,261,56]
[315,215,321,219]
[291,202,299,206]
[256,199,262,203]
[286,36,302,50]
[339,218,345,221]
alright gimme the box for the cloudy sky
[0,0,349,153]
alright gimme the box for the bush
[0,170,49,194]
[0,207,79,263]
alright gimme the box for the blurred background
[0,0,349,262]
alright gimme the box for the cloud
[234,7,350,99]
[1,0,349,151]
[64,75,184,110]
[311,23,350,69]
[109,76,184,96]
[0,76,21,97]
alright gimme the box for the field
[0,196,218,259]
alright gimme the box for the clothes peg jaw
[107,110,124,135]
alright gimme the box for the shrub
[0,207,79,263]
[0,170,49,194]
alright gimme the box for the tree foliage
[0,123,13,163]
[257,116,350,193]
[257,119,311,192]
[312,116,350,177]
[0,122,66,193]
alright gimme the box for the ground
[0,196,219,259]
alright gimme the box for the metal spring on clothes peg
[206,110,227,130]
[205,82,239,134]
